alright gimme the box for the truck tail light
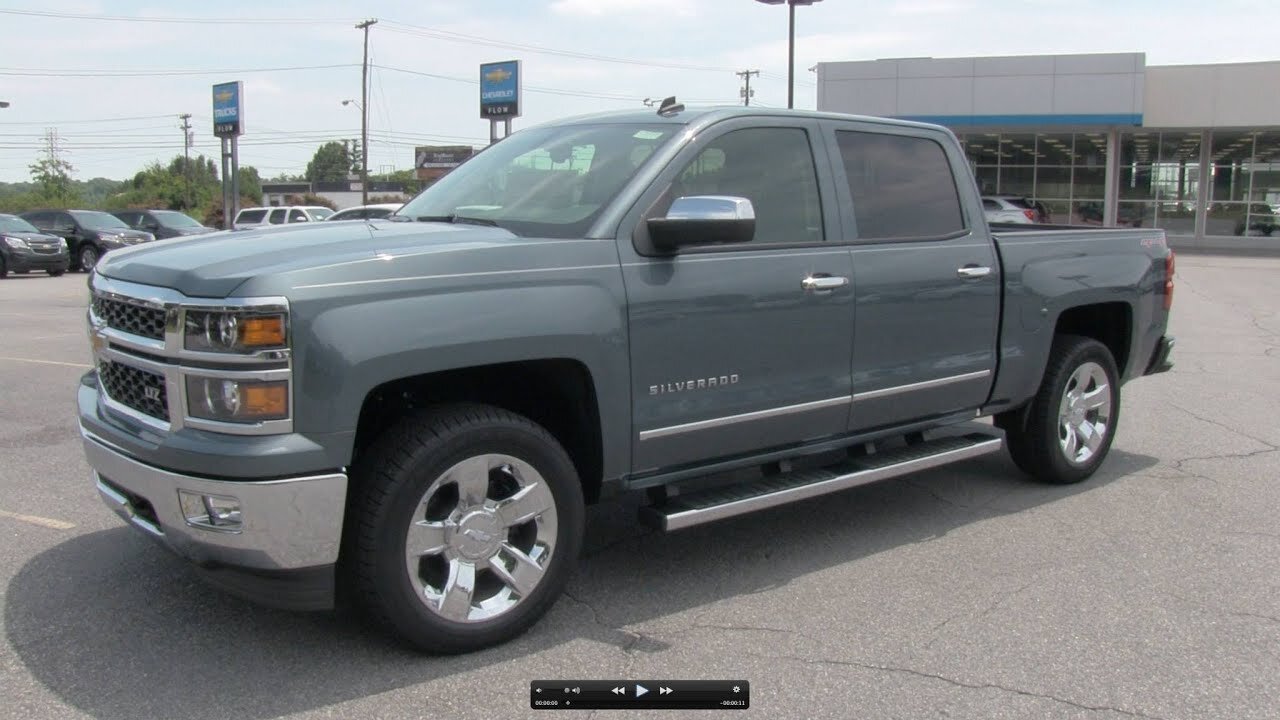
[1163,251,1175,310]
[1023,209,1037,222]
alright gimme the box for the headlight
[186,377,289,422]
[3,236,30,249]
[184,310,287,353]
[57,237,67,249]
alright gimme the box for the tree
[29,129,79,206]
[237,166,263,204]
[305,141,351,183]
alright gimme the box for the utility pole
[356,18,378,205]
[736,70,760,106]
[179,113,193,210]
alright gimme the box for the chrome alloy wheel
[404,454,558,623]
[1057,361,1112,466]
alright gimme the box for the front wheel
[348,404,585,654]
[78,244,100,272]
[1001,335,1121,484]
[47,269,65,277]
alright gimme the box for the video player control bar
[530,680,749,710]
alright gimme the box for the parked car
[325,203,404,221]
[0,213,70,278]
[112,209,216,240]
[233,206,334,230]
[80,106,1174,654]
[982,195,1038,224]
[19,209,155,271]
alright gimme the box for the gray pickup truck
[79,105,1175,653]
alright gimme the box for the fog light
[178,490,243,532]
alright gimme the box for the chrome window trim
[639,396,851,442]
[89,274,295,436]
[852,369,992,402]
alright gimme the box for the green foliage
[305,142,352,183]
[28,152,80,207]
[286,193,337,210]
[372,168,421,194]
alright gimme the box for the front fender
[283,253,630,477]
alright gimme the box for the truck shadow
[5,449,1157,719]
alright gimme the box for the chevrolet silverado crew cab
[79,105,1175,654]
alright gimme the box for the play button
[635,684,649,698]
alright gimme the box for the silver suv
[233,206,334,230]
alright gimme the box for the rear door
[824,121,999,431]
[619,118,855,472]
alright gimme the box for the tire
[347,403,585,654]
[1001,335,1121,484]
[78,244,100,272]
[47,269,65,277]
[0,255,7,279]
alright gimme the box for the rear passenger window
[672,127,823,245]
[238,209,266,223]
[983,199,1001,210]
[836,130,966,240]
[268,209,286,225]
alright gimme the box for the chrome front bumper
[83,427,348,572]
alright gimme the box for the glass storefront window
[1001,166,1035,196]
[1000,134,1037,165]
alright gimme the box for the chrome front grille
[92,296,167,340]
[98,360,169,421]
[30,241,61,255]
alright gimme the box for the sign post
[480,60,521,144]
[212,81,244,228]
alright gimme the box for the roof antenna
[657,96,684,117]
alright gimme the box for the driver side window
[670,127,824,245]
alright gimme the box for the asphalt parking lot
[1,254,1278,720]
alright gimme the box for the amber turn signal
[242,315,287,348]
[242,383,288,417]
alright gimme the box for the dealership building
[815,53,1280,250]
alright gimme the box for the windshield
[153,211,203,228]
[0,215,41,234]
[396,123,677,238]
[309,208,334,220]
[71,210,130,231]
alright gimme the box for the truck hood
[95,220,521,298]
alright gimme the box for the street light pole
[356,18,378,206]
[755,0,822,110]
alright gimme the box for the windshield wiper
[413,214,500,228]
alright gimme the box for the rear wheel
[47,269,65,277]
[0,255,7,278]
[1000,335,1120,484]
[348,403,585,654]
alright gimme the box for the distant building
[259,180,412,210]
[816,53,1280,251]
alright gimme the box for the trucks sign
[480,60,521,119]
[212,81,244,137]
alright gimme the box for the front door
[620,119,856,473]
[823,122,1000,431]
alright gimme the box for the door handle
[957,265,992,279]
[802,275,849,293]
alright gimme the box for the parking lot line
[0,509,76,530]
[0,356,90,369]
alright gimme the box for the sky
[1,0,1276,184]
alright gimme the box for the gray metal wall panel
[972,76,1054,114]
[898,77,974,115]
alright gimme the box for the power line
[0,114,178,126]
[0,9,352,25]
[0,64,357,77]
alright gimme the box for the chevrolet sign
[479,60,521,119]
[211,81,244,137]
